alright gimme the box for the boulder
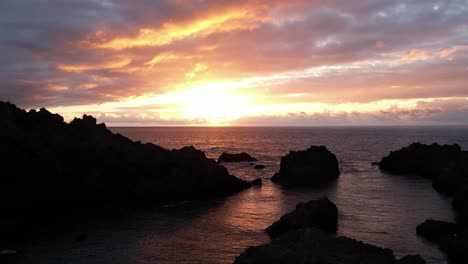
[265,197,338,238]
[271,146,340,186]
[235,228,399,264]
[218,152,257,163]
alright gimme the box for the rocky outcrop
[235,228,399,264]
[380,143,468,263]
[271,146,340,186]
[379,142,467,194]
[266,197,338,238]
[416,220,467,263]
[218,152,257,163]
[0,101,250,208]
[236,198,424,264]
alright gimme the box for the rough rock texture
[218,152,257,163]
[266,197,338,238]
[380,143,468,263]
[0,101,250,208]
[271,146,340,186]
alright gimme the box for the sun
[169,81,255,125]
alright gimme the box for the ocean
[18,126,468,264]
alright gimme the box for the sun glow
[166,81,255,125]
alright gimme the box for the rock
[254,164,265,170]
[416,220,459,243]
[235,228,399,264]
[453,188,468,226]
[0,101,250,207]
[265,197,338,238]
[416,220,468,263]
[236,197,424,264]
[372,161,379,166]
[251,178,262,186]
[397,255,425,264]
[379,142,467,194]
[218,152,257,163]
[271,146,340,186]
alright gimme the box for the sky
[1,0,468,126]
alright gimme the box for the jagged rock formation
[379,142,468,263]
[0,101,250,208]
[271,146,340,186]
[235,197,425,264]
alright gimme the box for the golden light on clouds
[96,9,262,50]
[6,1,468,126]
[57,57,132,73]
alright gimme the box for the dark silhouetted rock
[416,220,468,263]
[251,178,262,186]
[266,197,338,238]
[271,146,340,186]
[416,220,458,243]
[254,164,265,169]
[379,142,467,194]
[236,197,424,264]
[397,255,425,264]
[218,152,257,163]
[372,161,379,166]
[381,143,468,263]
[0,101,250,208]
[235,228,400,264]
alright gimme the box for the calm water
[18,126,468,264]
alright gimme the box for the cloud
[1,0,468,125]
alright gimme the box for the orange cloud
[57,57,132,73]
[95,9,265,50]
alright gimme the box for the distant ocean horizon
[19,126,468,264]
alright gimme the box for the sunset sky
[1,0,468,126]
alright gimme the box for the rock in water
[236,198,425,264]
[416,220,459,243]
[271,146,340,186]
[378,142,466,194]
[0,101,250,208]
[380,143,468,263]
[217,152,257,163]
[265,197,338,238]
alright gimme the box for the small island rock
[218,152,257,163]
[271,146,340,186]
[265,197,338,238]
